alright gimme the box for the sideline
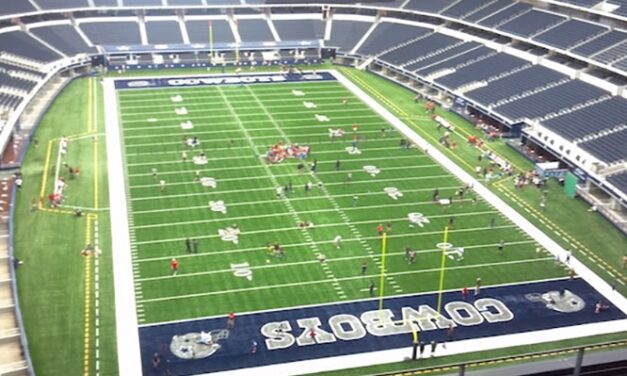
[103,77,142,375]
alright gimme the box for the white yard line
[130,187,480,214]
[128,173,451,189]
[132,198,482,230]
[118,88,350,102]
[137,257,553,304]
[128,163,439,181]
[136,239,536,282]
[131,184,459,204]
[217,85,347,299]
[121,105,373,118]
[127,154,429,177]
[136,239,535,264]
[102,78,142,376]
[122,119,386,138]
[122,112,381,124]
[122,98,370,115]
[123,117,385,133]
[133,213,506,246]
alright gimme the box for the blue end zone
[139,278,625,375]
[114,71,336,90]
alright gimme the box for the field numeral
[231,262,253,281]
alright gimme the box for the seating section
[443,0,493,18]
[235,19,274,42]
[30,25,96,55]
[0,62,45,78]
[610,0,627,16]
[357,22,430,56]
[168,0,204,5]
[591,40,627,64]
[416,46,496,76]
[495,80,609,121]
[0,31,63,62]
[378,33,460,66]
[498,9,566,37]
[579,129,627,164]
[404,42,481,71]
[607,172,627,196]
[570,30,627,55]
[0,72,37,92]
[465,65,568,106]
[36,0,89,9]
[553,0,600,7]
[79,21,143,45]
[463,0,515,22]
[403,0,459,14]
[93,0,119,6]
[327,20,372,52]
[478,2,532,28]
[145,21,183,44]
[533,19,607,49]
[273,19,326,41]
[0,93,22,110]
[368,0,407,8]
[122,0,163,5]
[435,53,529,89]
[541,97,627,141]
[613,57,627,71]
[187,20,234,44]
[0,0,36,16]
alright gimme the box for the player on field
[369,280,375,296]
[361,259,368,275]
[160,180,166,192]
[334,235,342,249]
[335,159,341,170]
[192,238,198,253]
[227,311,236,329]
[474,277,481,295]
[353,195,359,207]
[185,238,192,253]
[497,240,504,255]
[376,224,384,236]
[408,250,417,264]
[151,168,158,178]
[170,258,179,276]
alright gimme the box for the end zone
[139,278,627,375]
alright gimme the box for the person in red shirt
[227,311,236,329]
[170,258,179,276]
[461,287,469,300]
[376,224,384,236]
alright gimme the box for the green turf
[116,78,568,324]
[12,65,626,376]
[13,77,117,375]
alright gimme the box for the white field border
[106,70,627,376]
[103,78,143,376]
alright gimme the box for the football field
[115,72,567,325]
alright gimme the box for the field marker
[137,257,554,304]
[131,199,487,231]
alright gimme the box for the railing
[8,183,35,375]
[376,339,627,376]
